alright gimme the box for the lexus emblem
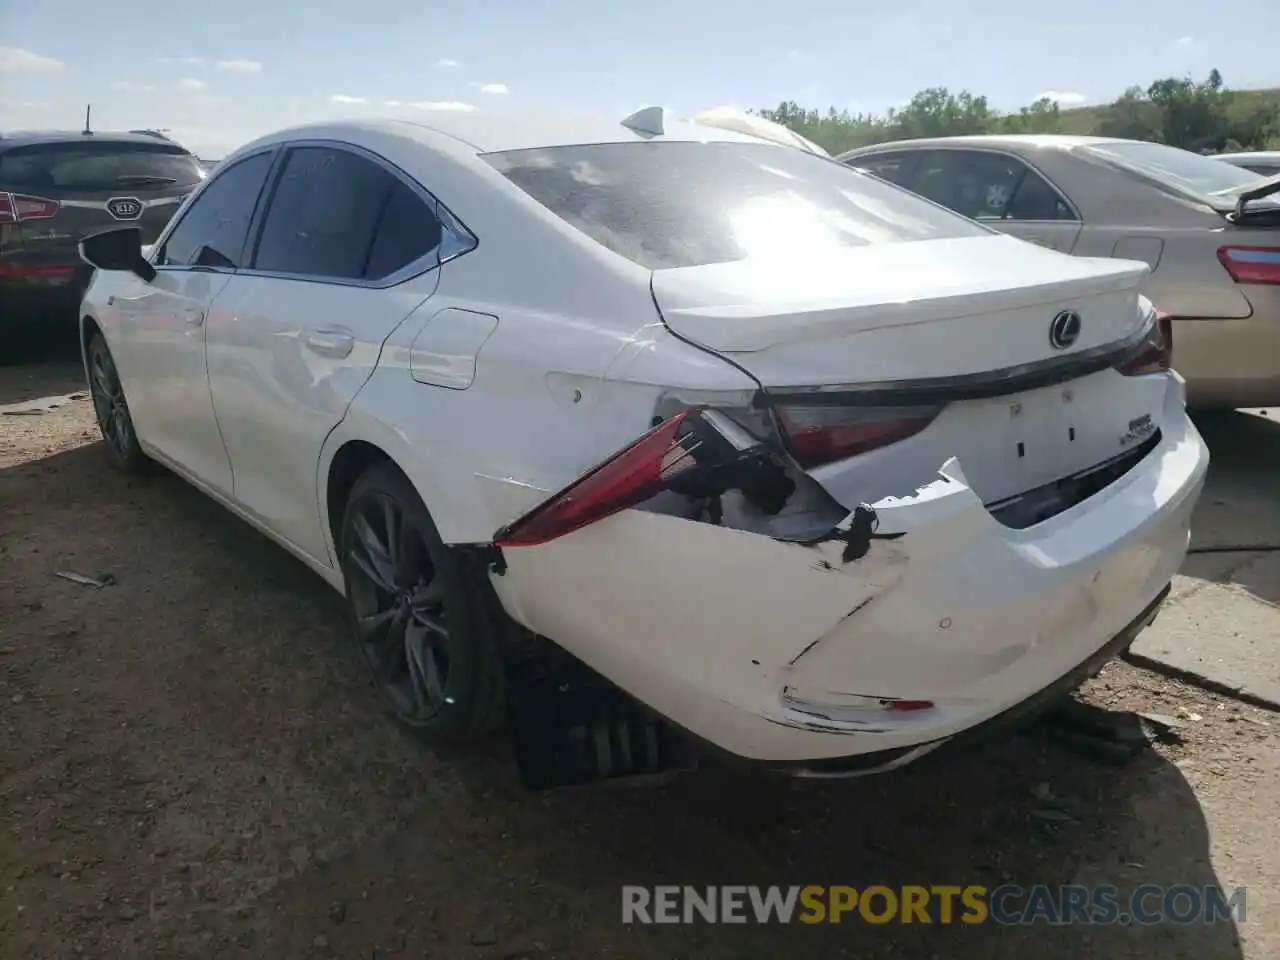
[106,197,144,221]
[1049,309,1082,350]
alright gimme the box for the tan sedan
[838,135,1280,410]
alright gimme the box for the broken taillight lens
[494,408,792,548]
[774,404,942,470]
[1116,310,1173,377]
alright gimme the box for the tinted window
[1005,168,1076,221]
[364,179,442,280]
[484,141,989,270]
[1241,162,1280,178]
[848,152,915,186]
[160,151,274,269]
[0,141,205,191]
[253,147,397,280]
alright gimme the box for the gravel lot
[1,355,1277,959]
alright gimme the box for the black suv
[1,129,204,340]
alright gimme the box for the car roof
[1215,150,1280,161]
[0,129,192,151]
[836,134,1136,160]
[239,110,774,157]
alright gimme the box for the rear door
[908,149,1083,252]
[205,142,446,564]
[0,138,203,284]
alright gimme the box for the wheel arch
[317,411,503,569]
[79,313,103,378]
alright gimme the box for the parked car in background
[1,129,204,341]
[77,112,1205,788]
[838,135,1280,410]
[1215,150,1280,178]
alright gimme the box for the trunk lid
[652,232,1163,513]
[651,233,1150,387]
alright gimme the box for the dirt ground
[2,355,1278,960]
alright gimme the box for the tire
[339,461,506,744]
[86,332,152,474]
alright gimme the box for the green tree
[755,69,1280,156]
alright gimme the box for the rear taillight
[0,263,76,279]
[494,407,808,548]
[774,405,941,470]
[1117,310,1173,376]
[1217,245,1280,285]
[0,192,60,224]
[494,410,720,547]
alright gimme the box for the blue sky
[1,0,1277,158]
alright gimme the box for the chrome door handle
[180,307,205,326]
[303,328,355,359]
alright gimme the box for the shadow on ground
[0,441,1246,959]
[1182,410,1280,608]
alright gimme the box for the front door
[109,148,278,494]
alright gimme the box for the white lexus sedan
[76,109,1209,787]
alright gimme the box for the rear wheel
[86,332,150,474]
[339,462,505,743]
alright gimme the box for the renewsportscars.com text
[621,884,1246,926]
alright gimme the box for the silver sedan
[1216,150,1280,177]
[838,135,1280,410]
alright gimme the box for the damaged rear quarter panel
[495,489,925,744]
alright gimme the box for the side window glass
[159,151,273,268]
[252,147,393,280]
[1006,168,1076,221]
[913,151,1023,221]
[363,179,443,280]
[849,152,915,186]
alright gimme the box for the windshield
[1081,141,1267,200]
[483,141,991,270]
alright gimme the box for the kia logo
[1049,309,1082,350]
[106,197,144,221]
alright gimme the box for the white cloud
[329,94,367,104]
[435,58,461,68]
[216,58,262,73]
[158,56,207,67]
[1034,90,1086,106]
[391,100,476,112]
[179,77,207,92]
[1176,36,1193,46]
[0,46,64,72]
[112,81,156,93]
[471,82,509,95]
[19,100,51,109]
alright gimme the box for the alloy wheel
[89,346,134,460]
[346,493,453,721]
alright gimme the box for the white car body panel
[78,114,1210,768]
[496,377,1203,761]
[106,269,236,494]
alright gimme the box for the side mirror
[79,226,157,283]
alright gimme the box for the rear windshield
[1080,141,1266,200]
[483,141,991,270]
[0,141,205,192]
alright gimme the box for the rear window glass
[1081,141,1265,199]
[0,141,205,191]
[483,141,990,270]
